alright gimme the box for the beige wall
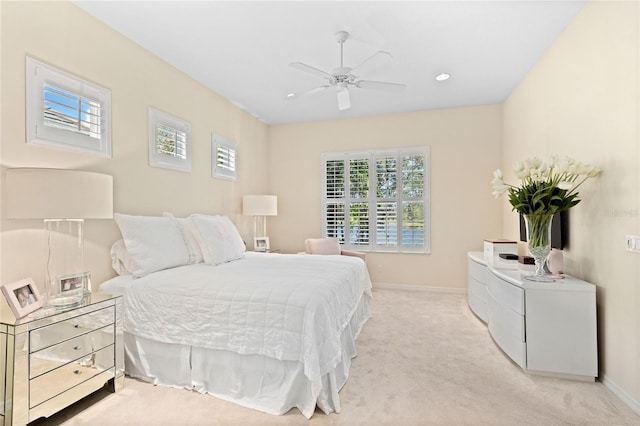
[3,0,640,415]
[503,0,640,405]
[0,2,269,288]
[268,105,503,288]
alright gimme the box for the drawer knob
[73,345,81,350]
[74,324,80,328]
[73,369,82,375]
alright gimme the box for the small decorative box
[483,239,518,261]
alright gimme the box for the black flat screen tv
[519,210,568,250]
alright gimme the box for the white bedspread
[109,253,372,384]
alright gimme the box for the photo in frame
[1,277,43,319]
[254,236,270,252]
[57,272,89,295]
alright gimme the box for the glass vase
[523,213,555,282]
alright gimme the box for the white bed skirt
[123,291,371,418]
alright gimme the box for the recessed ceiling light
[435,73,451,82]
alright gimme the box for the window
[322,147,430,253]
[26,56,111,157]
[148,107,191,173]
[212,134,237,181]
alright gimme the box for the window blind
[156,123,187,159]
[321,147,430,253]
[216,145,236,172]
[43,84,102,140]
[148,107,191,173]
[26,56,112,158]
[212,134,238,181]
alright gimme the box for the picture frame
[254,236,270,252]
[82,271,93,294]
[1,277,43,319]
[57,272,89,295]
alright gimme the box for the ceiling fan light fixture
[435,72,451,82]
[287,30,405,112]
[337,85,351,111]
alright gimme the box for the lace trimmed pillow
[188,214,246,265]
[163,212,204,264]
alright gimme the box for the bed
[100,212,372,418]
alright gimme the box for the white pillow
[114,213,190,278]
[188,214,246,265]
[163,212,204,264]
[110,239,133,275]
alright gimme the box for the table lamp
[5,168,113,308]
[242,195,277,245]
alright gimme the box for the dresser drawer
[30,325,115,379]
[468,257,488,284]
[487,271,524,315]
[30,306,115,353]
[468,277,488,322]
[468,277,487,303]
[30,345,115,408]
[488,294,526,367]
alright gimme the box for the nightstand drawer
[29,370,115,422]
[30,345,115,408]
[30,306,115,353]
[30,325,115,379]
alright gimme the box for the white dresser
[467,251,597,381]
[0,293,123,425]
[467,253,490,322]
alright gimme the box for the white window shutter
[212,134,237,181]
[148,107,192,173]
[26,56,112,158]
[322,147,430,254]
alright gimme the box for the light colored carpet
[34,288,638,425]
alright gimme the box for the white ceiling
[74,1,586,126]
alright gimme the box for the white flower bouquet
[491,155,601,216]
[491,155,601,280]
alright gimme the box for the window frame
[148,107,192,173]
[25,56,112,158]
[212,134,237,181]
[321,146,431,254]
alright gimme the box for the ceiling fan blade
[285,85,331,101]
[356,80,406,92]
[289,62,333,80]
[351,51,392,77]
[337,86,351,111]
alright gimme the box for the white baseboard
[600,373,640,416]
[372,282,466,294]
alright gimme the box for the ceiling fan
[286,31,406,111]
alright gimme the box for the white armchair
[304,238,366,262]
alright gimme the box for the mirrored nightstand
[0,293,123,425]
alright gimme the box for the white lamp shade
[242,195,277,216]
[5,168,113,219]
